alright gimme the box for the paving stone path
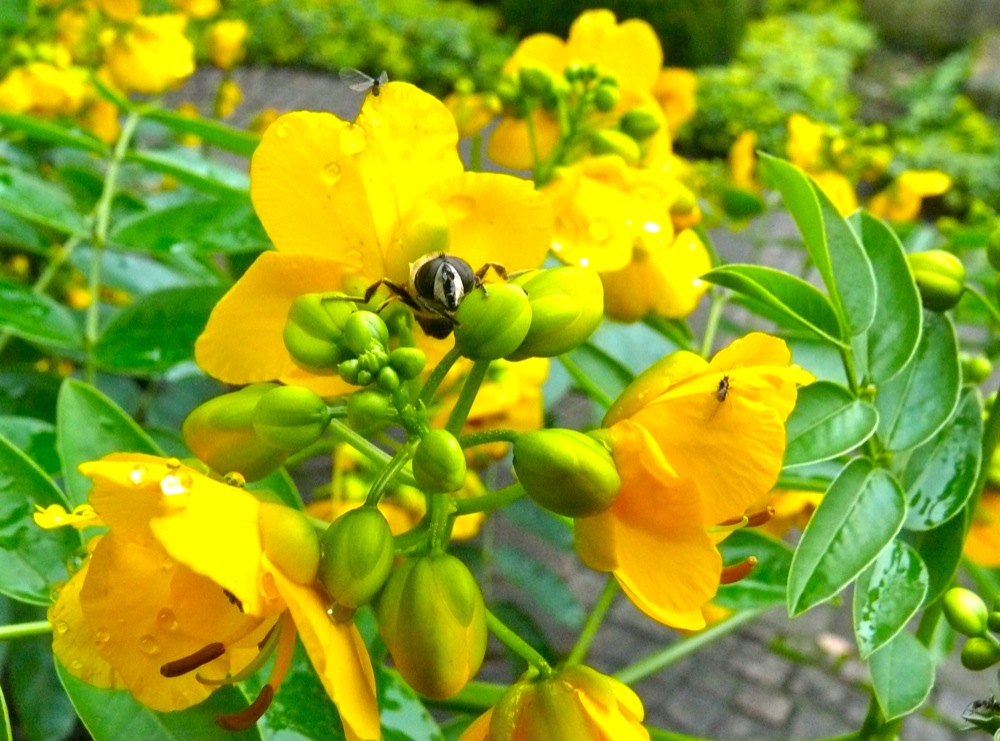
[174,66,991,740]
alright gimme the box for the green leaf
[56,379,161,507]
[0,416,59,476]
[702,264,844,345]
[0,279,83,349]
[0,165,87,235]
[715,529,793,611]
[0,112,108,155]
[378,667,443,741]
[901,389,982,530]
[58,663,262,741]
[0,435,81,604]
[126,149,249,195]
[758,154,876,336]
[850,213,922,384]
[0,681,10,741]
[868,631,934,720]
[93,286,225,374]
[142,108,260,157]
[874,311,961,452]
[909,511,965,604]
[0,209,45,253]
[248,468,305,511]
[784,381,878,467]
[500,499,572,550]
[493,546,583,629]
[787,459,906,616]
[0,0,27,33]
[110,199,270,255]
[852,540,928,659]
[560,341,634,408]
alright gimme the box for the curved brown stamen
[216,684,275,731]
[160,642,225,677]
[720,556,758,585]
[745,507,775,528]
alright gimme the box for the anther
[745,507,775,528]
[216,684,275,731]
[720,556,759,585]
[160,642,226,677]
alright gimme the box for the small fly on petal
[338,68,388,96]
[716,375,730,403]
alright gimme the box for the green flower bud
[961,636,1000,670]
[593,83,620,112]
[513,429,621,517]
[413,429,467,493]
[378,366,400,393]
[590,129,641,166]
[944,587,989,637]
[346,389,392,433]
[453,284,532,361]
[495,75,520,107]
[564,62,585,82]
[252,385,331,451]
[961,353,993,384]
[389,347,427,380]
[619,107,661,140]
[338,358,361,384]
[986,224,1000,272]
[989,611,1000,633]
[377,553,487,699]
[507,267,604,360]
[181,383,289,481]
[518,63,553,98]
[283,293,356,372]
[259,502,320,586]
[343,311,390,356]
[318,507,395,610]
[907,250,965,311]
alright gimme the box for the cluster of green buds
[942,587,1000,670]
[496,59,661,177]
[906,250,966,312]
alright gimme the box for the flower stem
[445,359,491,437]
[486,608,553,676]
[0,621,52,641]
[613,607,769,685]
[565,575,618,665]
[963,286,1000,327]
[452,482,524,515]
[327,419,418,487]
[364,439,417,507]
[427,491,452,553]
[469,134,482,172]
[419,344,462,406]
[85,110,142,384]
[699,289,728,359]
[457,428,520,448]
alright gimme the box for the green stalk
[486,609,552,676]
[452,482,525,515]
[363,439,417,507]
[565,576,618,665]
[419,344,462,406]
[0,621,52,641]
[445,359,491,437]
[698,290,728,359]
[327,419,417,487]
[963,286,1000,327]
[457,428,520,448]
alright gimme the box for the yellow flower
[461,664,648,741]
[196,82,553,395]
[206,19,248,71]
[216,77,242,119]
[173,0,220,19]
[41,454,379,739]
[575,333,813,629]
[965,490,1000,567]
[81,96,121,144]
[102,15,196,95]
[749,489,823,538]
[443,88,501,139]
[868,170,951,222]
[98,0,140,22]
[786,113,825,171]
[600,229,711,322]
[652,67,697,134]
[488,9,663,171]
[0,62,88,116]
[729,130,758,192]
[811,170,858,216]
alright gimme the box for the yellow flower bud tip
[413,429,467,493]
[454,283,532,361]
[507,267,603,360]
[259,502,320,586]
[318,507,395,609]
[252,385,331,452]
[590,130,642,166]
[513,429,621,517]
[907,250,965,311]
[944,587,989,637]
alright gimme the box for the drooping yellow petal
[424,172,552,275]
[575,422,718,629]
[458,708,493,741]
[195,251,358,396]
[811,171,858,217]
[487,111,561,171]
[603,350,708,428]
[267,561,380,741]
[565,10,662,93]
[502,32,568,74]
[966,489,1000,567]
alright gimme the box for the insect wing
[376,70,389,86]
[339,67,375,92]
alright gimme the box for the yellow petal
[577,692,650,741]
[423,172,553,276]
[566,10,662,93]
[458,709,493,741]
[195,251,357,395]
[503,32,567,74]
[966,490,1000,567]
[899,170,951,197]
[487,112,560,171]
[603,351,707,428]
[267,561,380,741]
[576,422,719,628]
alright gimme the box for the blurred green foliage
[228,0,516,95]
[680,12,875,156]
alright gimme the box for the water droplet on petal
[156,608,178,632]
[551,241,564,253]
[160,472,193,496]
[273,122,289,138]
[165,458,181,470]
[320,162,341,187]
[55,620,69,635]
[70,659,83,671]
[340,125,367,154]
[223,472,246,488]
[138,634,159,656]
[643,221,662,234]
[129,465,148,486]
[94,627,110,645]
[49,582,64,603]
[161,557,175,572]
[579,257,590,267]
